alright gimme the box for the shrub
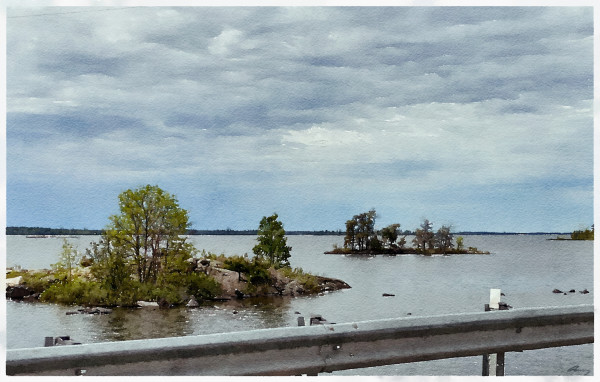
[21,270,56,294]
[248,266,271,285]
[40,278,102,305]
[186,273,221,299]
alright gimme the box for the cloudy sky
[5,5,594,233]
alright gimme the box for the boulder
[269,268,291,295]
[199,259,211,266]
[137,301,159,307]
[282,280,304,296]
[23,293,40,302]
[186,296,199,308]
[315,276,351,292]
[234,289,245,299]
[157,298,171,309]
[6,276,23,287]
[7,285,34,300]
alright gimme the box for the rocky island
[5,185,350,309]
[328,212,489,256]
[6,257,351,308]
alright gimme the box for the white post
[489,288,501,310]
[483,288,502,376]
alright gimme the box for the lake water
[5,234,594,376]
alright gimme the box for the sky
[4,3,595,233]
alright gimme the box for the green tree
[456,236,464,251]
[381,223,401,248]
[413,219,435,254]
[343,219,358,250]
[52,239,80,283]
[105,185,192,284]
[252,213,292,269]
[86,235,137,306]
[356,210,377,251]
[224,255,252,281]
[435,225,454,254]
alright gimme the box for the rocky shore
[198,260,350,299]
[6,262,351,308]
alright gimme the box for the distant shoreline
[6,226,569,236]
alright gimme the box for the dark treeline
[6,226,567,236]
[6,226,345,236]
[6,227,103,236]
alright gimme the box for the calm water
[5,234,594,376]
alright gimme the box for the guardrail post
[496,352,505,376]
[483,289,505,376]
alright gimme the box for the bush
[21,270,56,294]
[186,273,221,299]
[248,266,271,285]
[40,278,102,305]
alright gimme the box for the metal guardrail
[6,304,593,376]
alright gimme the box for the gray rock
[186,296,199,308]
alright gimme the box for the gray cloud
[6,6,594,231]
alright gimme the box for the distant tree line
[7,227,345,236]
[6,227,103,236]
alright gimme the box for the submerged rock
[66,307,112,315]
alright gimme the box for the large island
[6,186,350,309]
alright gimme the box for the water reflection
[234,296,291,328]
[100,307,194,342]
[96,297,292,342]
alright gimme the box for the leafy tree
[343,210,378,251]
[86,235,138,306]
[52,239,81,283]
[356,210,377,250]
[413,219,435,254]
[224,255,252,281]
[381,223,401,248]
[105,185,192,284]
[456,236,465,251]
[435,225,454,254]
[252,213,292,269]
[343,219,358,250]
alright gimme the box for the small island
[326,211,489,256]
[551,226,594,241]
[6,185,350,308]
